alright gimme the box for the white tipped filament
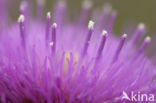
[88,20,95,29]
[96,30,108,59]
[145,36,151,43]
[51,22,57,53]
[18,14,25,23]
[47,12,51,18]
[53,23,57,28]
[133,36,151,60]
[18,14,26,48]
[82,20,94,56]
[102,30,107,36]
[112,33,127,63]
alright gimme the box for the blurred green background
[63,0,156,35]
[10,0,156,35]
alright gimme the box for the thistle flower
[0,0,155,103]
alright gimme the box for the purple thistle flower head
[0,0,156,103]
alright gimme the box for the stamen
[136,36,151,57]
[82,20,94,56]
[132,23,146,43]
[113,34,127,62]
[79,0,92,26]
[45,12,51,46]
[18,14,26,47]
[107,11,117,33]
[96,30,107,59]
[51,23,57,53]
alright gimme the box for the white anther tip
[122,34,127,38]
[138,23,145,30]
[50,42,54,46]
[53,23,57,28]
[88,20,95,29]
[47,12,51,18]
[18,14,25,23]
[102,30,107,36]
[145,36,151,43]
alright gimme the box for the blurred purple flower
[0,0,155,103]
